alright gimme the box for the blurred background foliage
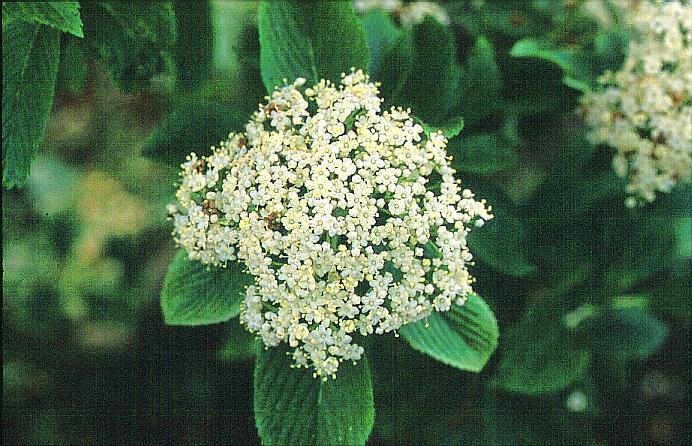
[2,1,690,445]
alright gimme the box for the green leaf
[496,309,591,395]
[80,1,176,91]
[456,36,501,128]
[258,0,317,91]
[511,39,573,73]
[218,318,259,363]
[56,33,87,93]
[363,11,413,102]
[467,186,536,277]
[258,0,369,92]
[419,116,465,140]
[510,39,593,93]
[254,346,375,446]
[161,250,253,326]
[142,99,247,165]
[397,16,459,123]
[307,2,369,85]
[449,132,518,175]
[2,22,61,189]
[583,307,668,360]
[400,294,499,372]
[2,2,83,38]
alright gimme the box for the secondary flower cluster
[581,0,691,206]
[169,70,491,378]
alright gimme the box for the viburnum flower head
[169,70,492,379]
[581,0,692,206]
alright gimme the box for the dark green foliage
[397,16,459,123]
[583,307,668,360]
[161,250,253,325]
[219,318,259,362]
[511,39,593,92]
[254,346,375,445]
[448,132,518,174]
[496,307,591,394]
[258,0,369,92]
[454,36,502,128]
[80,1,176,91]
[142,99,247,165]
[467,185,536,277]
[56,33,87,93]
[173,0,213,90]
[2,21,61,188]
[363,11,413,102]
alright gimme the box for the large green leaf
[400,294,499,372]
[80,1,176,91]
[161,250,253,326]
[254,346,375,446]
[363,10,413,103]
[56,33,87,93]
[258,0,369,92]
[258,0,316,91]
[496,308,591,395]
[142,99,247,165]
[2,22,61,189]
[2,2,83,37]
[449,132,518,175]
[397,16,459,123]
[455,36,501,129]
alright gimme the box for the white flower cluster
[353,0,450,26]
[581,0,692,206]
[169,70,491,378]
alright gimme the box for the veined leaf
[56,33,87,93]
[2,2,83,38]
[218,318,259,363]
[258,0,317,91]
[2,22,61,188]
[400,294,499,372]
[254,346,375,445]
[161,250,253,326]
[258,0,369,93]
